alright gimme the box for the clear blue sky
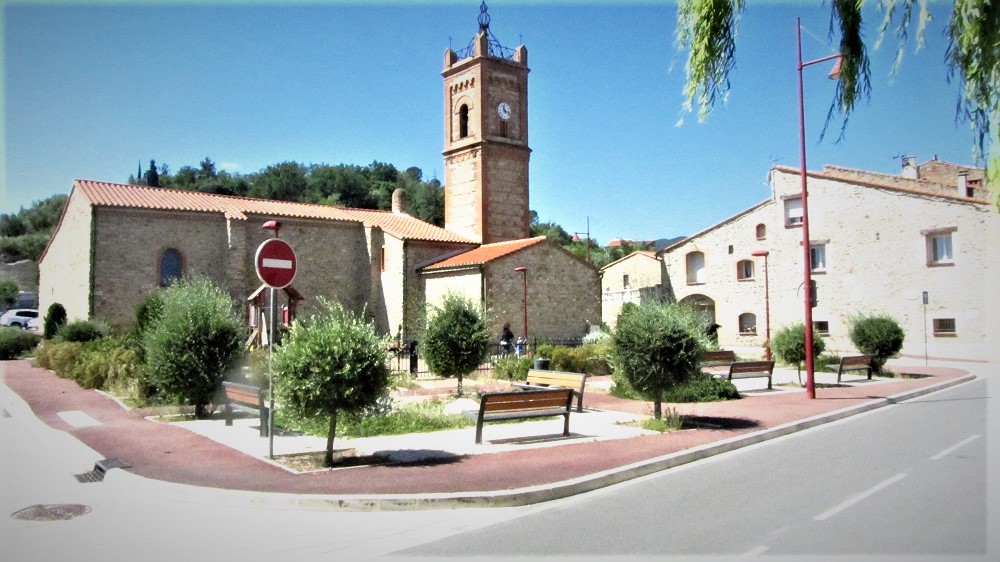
[1,1,977,244]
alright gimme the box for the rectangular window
[784,198,803,226]
[922,227,957,267]
[622,274,630,289]
[933,318,956,336]
[738,313,757,335]
[813,321,830,336]
[736,260,754,280]
[810,244,827,272]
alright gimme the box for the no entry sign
[255,238,297,289]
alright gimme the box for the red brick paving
[1,359,971,495]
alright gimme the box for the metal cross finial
[478,1,490,32]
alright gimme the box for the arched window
[756,223,766,240]
[159,248,183,287]
[736,259,754,280]
[738,313,757,335]
[685,251,705,284]
[459,104,470,138]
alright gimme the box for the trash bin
[533,357,551,370]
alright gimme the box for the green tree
[675,0,998,201]
[609,301,709,419]
[771,323,827,385]
[272,299,391,467]
[249,161,307,201]
[848,313,905,374]
[43,302,67,339]
[143,278,243,418]
[422,292,491,396]
[0,276,18,307]
[144,159,160,187]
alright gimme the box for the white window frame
[738,313,757,335]
[736,259,754,281]
[686,251,705,285]
[922,227,956,267]
[810,244,827,272]
[784,197,803,227]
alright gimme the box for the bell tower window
[459,104,470,139]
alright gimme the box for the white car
[0,309,39,328]
[26,316,42,332]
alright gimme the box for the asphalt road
[395,376,990,559]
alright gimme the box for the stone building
[38,9,599,345]
[603,158,998,362]
[599,251,664,326]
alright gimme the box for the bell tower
[442,2,530,244]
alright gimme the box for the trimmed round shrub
[0,326,40,360]
[422,292,491,395]
[610,301,709,419]
[493,354,534,381]
[772,323,826,383]
[273,298,391,466]
[56,319,107,343]
[43,302,67,339]
[849,314,905,374]
[144,277,243,418]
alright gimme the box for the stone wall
[38,190,93,322]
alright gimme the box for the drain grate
[74,457,131,483]
[11,504,92,521]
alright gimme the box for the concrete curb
[209,372,976,512]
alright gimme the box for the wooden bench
[512,369,588,412]
[699,350,737,368]
[221,381,270,437]
[831,354,875,383]
[464,388,575,444]
[725,360,775,390]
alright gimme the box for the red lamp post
[514,267,528,341]
[751,250,771,361]
[796,17,841,399]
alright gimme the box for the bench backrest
[699,350,737,365]
[525,369,587,392]
[222,381,262,407]
[841,354,874,368]
[480,388,574,415]
[729,360,775,375]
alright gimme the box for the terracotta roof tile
[421,236,547,271]
[770,165,991,205]
[74,180,473,243]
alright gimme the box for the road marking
[814,473,908,521]
[57,410,101,428]
[262,258,293,269]
[931,434,980,460]
[743,545,769,556]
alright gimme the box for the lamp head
[262,220,281,237]
[514,267,527,272]
[828,55,843,80]
[751,250,769,257]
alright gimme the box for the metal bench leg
[475,419,484,444]
[562,413,570,437]
[224,403,233,427]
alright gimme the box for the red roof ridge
[421,236,547,271]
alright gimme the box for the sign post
[254,236,297,458]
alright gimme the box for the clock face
[497,102,512,121]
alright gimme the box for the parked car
[26,316,42,333]
[0,309,39,328]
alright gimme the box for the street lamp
[514,267,528,341]
[572,216,592,263]
[751,250,771,361]
[797,17,841,399]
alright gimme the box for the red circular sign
[255,238,297,289]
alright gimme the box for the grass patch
[639,408,683,432]
[274,397,474,439]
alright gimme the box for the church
[37,9,601,345]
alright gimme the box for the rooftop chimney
[901,156,919,179]
[957,171,970,197]
[391,188,408,214]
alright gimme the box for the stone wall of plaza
[38,190,94,322]
[659,170,997,362]
[483,243,600,342]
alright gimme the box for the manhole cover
[11,504,91,521]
